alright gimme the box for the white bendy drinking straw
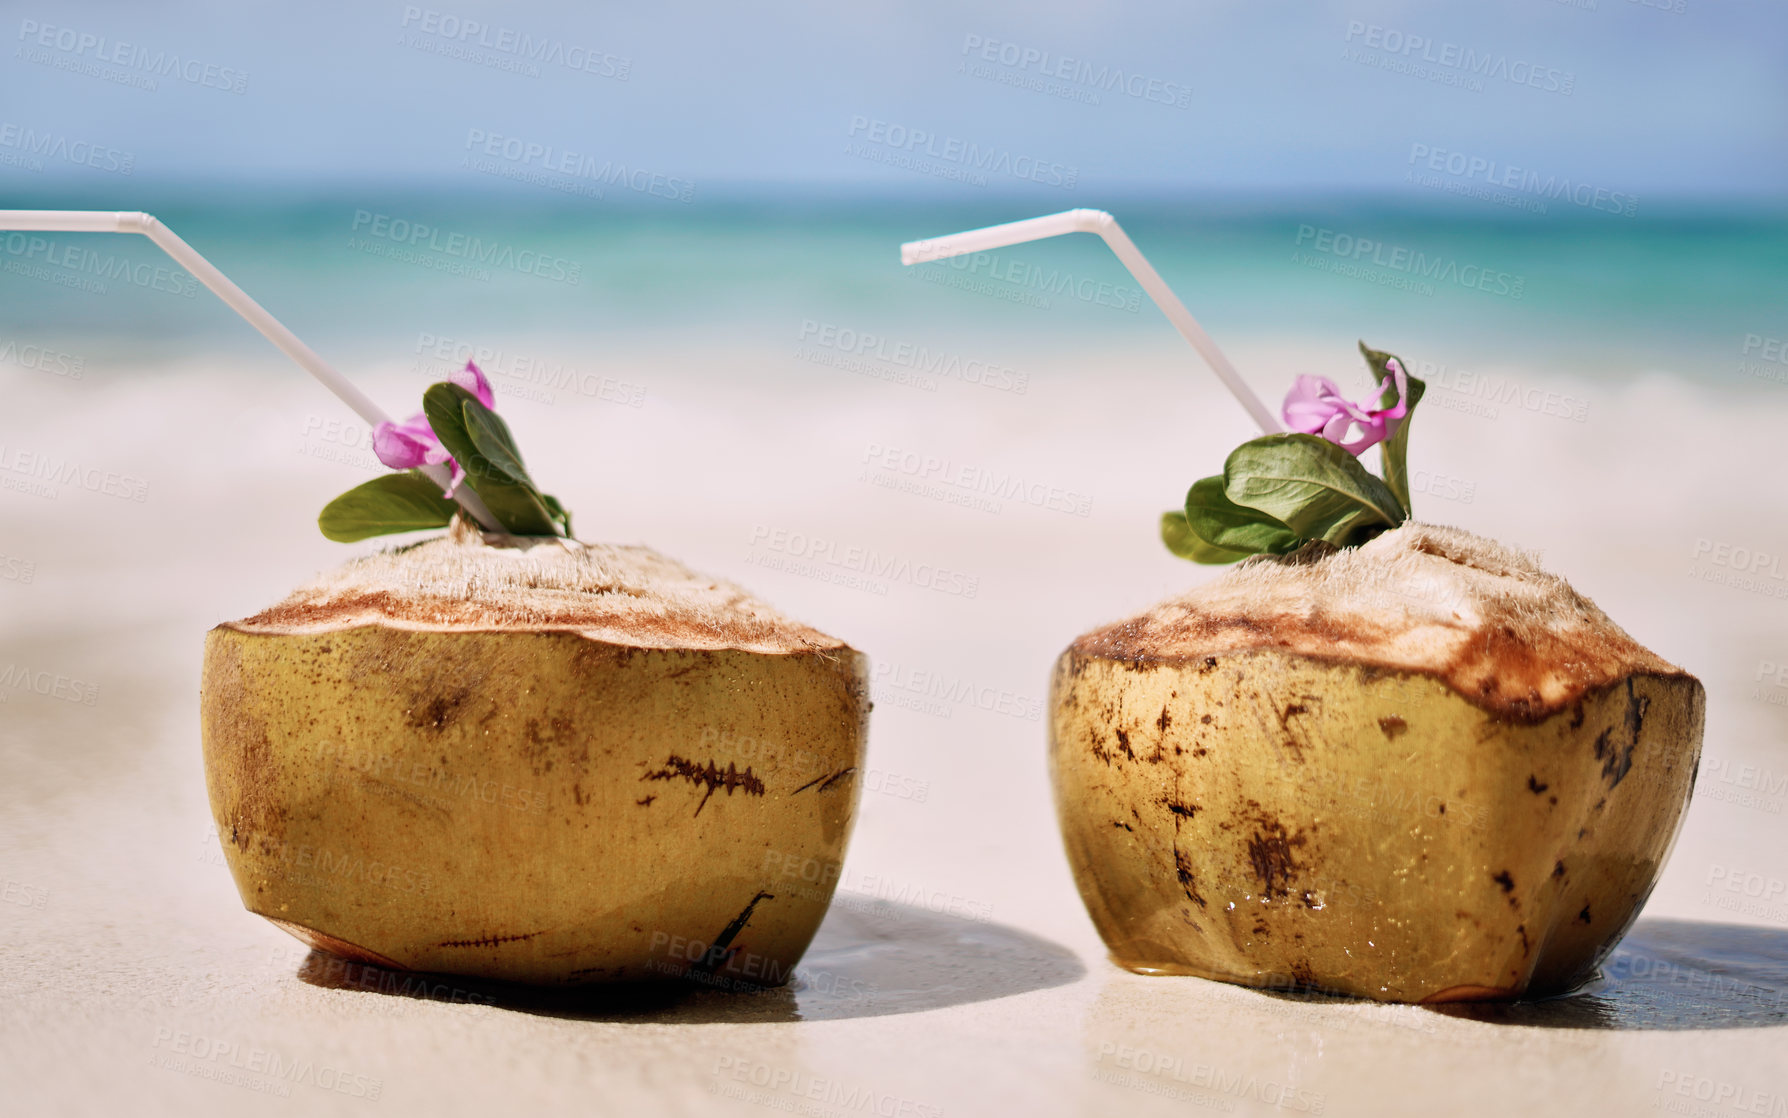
[901,208,1282,434]
[0,209,499,530]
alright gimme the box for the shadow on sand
[294,897,1084,1024]
[1419,919,1788,1030]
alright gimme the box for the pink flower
[369,361,494,495]
[372,411,464,495]
[449,359,495,409]
[1281,358,1410,455]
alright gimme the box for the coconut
[1048,522,1702,1002]
[202,520,869,986]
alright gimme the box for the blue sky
[3,0,1784,199]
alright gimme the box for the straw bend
[899,208,1281,433]
[0,207,499,529]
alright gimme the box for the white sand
[2,339,1785,1114]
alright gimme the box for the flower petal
[1353,357,1409,447]
[1280,359,1416,456]
[441,457,466,498]
[389,412,434,438]
[451,360,496,410]
[373,421,436,470]
[1284,359,1413,456]
[1320,412,1356,446]
[1282,375,1350,433]
[1283,374,1343,408]
[1375,357,1410,427]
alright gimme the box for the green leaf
[1359,341,1425,518]
[318,471,459,542]
[474,483,560,537]
[418,381,475,461]
[423,383,561,536]
[423,383,488,482]
[540,492,573,537]
[461,396,533,487]
[1161,510,1254,564]
[1185,475,1300,556]
[1224,433,1406,546]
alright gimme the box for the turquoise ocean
[2,185,1785,392]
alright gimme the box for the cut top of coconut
[1073,522,1692,719]
[226,519,849,654]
